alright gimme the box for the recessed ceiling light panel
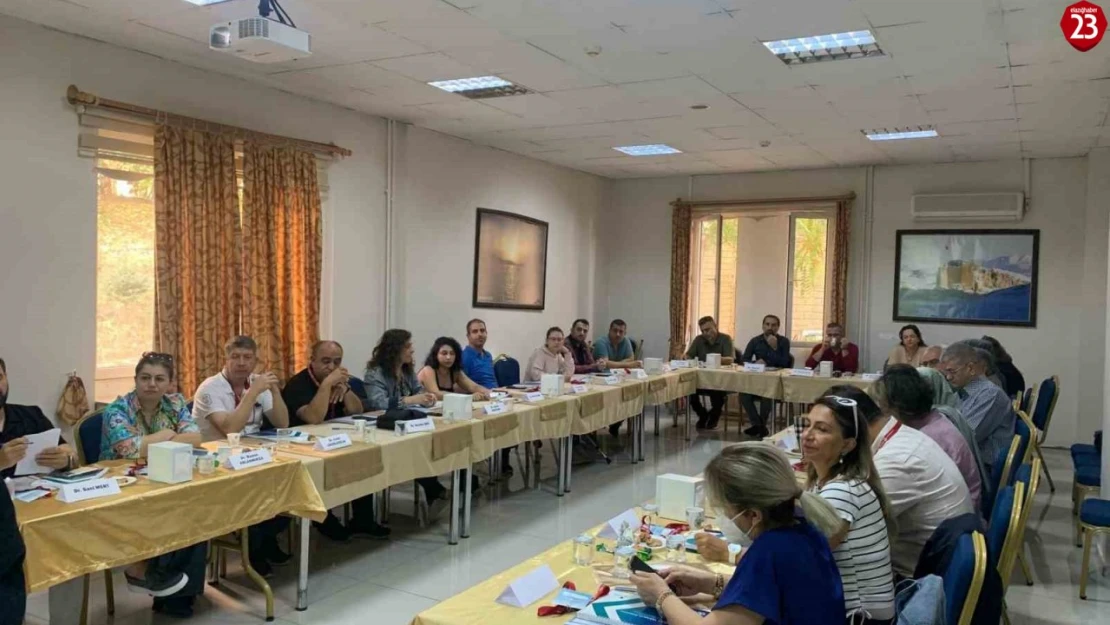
[184,0,235,5]
[864,126,939,141]
[427,76,531,99]
[613,144,682,156]
[763,30,884,65]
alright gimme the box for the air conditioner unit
[210,17,311,63]
[910,192,1025,222]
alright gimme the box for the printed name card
[396,417,435,435]
[315,433,353,451]
[495,564,559,608]
[56,478,122,503]
[790,368,815,377]
[742,362,767,373]
[670,360,690,369]
[861,373,881,382]
[630,368,649,379]
[571,384,589,394]
[662,363,672,373]
[228,449,273,470]
[596,508,643,539]
[601,375,620,385]
[524,391,546,403]
[484,402,509,415]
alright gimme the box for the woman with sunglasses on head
[803,395,896,624]
[629,443,845,625]
[99,352,206,617]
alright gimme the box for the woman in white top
[803,393,896,624]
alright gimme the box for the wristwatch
[727,543,743,565]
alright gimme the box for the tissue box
[148,442,194,484]
[705,353,721,369]
[656,473,705,521]
[644,358,663,375]
[541,373,564,397]
[443,393,474,422]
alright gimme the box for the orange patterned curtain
[669,201,693,359]
[829,198,853,326]
[241,143,322,381]
[153,125,241,397]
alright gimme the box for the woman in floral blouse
[99,353,206,617]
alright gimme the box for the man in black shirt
[282,341,389,541]
[0,482,24,625]
[0,357,76,478]
[739,315,793,439]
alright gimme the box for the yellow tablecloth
[779,373,873,403]
[694,367,784,399]
[410,507,731,625]
[643,370,696,406]
[16,458,325,593]
[469,399,575,463]
[571,381,646,435]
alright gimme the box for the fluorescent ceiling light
[613,144,682,156]
[427,76,531,99]
[183,0,234,5]
[762,30,883,65]
[865,126,939,141]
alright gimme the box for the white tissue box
[147,442,194,484]
[705,353,721,369]
[656,473,705,521]
[541,373,564,397]
[644,358,663,375]
[443,393,474,422]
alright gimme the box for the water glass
[685,506,705,530]
[261,441,278,454]
[573,534,595,567]
[666,534,687,563]
[197,455,216,475]
[226,432,242,447]
[642,504,659,530]
[354,420,367,441]
[215,445,231,466]
[276,428,294,443]
[612,546,634,579]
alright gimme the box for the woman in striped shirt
[803,392,897,624]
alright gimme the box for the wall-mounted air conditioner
[910,192,1025,222]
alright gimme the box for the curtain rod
[66,85,352,158]
[671,192,855,208]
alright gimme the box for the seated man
[805,322,859,373]
[0,474,23,625]
[828,385,973,577]
[567,319,607,375]
[940,341,1016,472]
[593,319,641,437]
[739,314,792,439]
[283,340,389,541]
[919,345,943,369]
[192,335,289,442]
[685,316,734,430]
[461,318,513,477]
[0,357,77,479]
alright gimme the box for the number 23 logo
[1061,1,1107,51]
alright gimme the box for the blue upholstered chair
[1027,376,1059,492]
[493,356,520,388]
[1079,499,1110,599]
[1012,459,1042,586]
[942,531,988,625]
[71,408,114,625]
[1073,465,1102,546]
[987,482,1024,624]
[983,435,1021,516]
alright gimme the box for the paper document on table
[15,428,60,476]
[494,564,558,607]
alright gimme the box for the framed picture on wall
[893,229,1039,327]
[472,208,549,310]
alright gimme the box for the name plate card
[56,478,121,503]
[315,433,353,451]
[495,564,559,608]
[662,363,672,373]
[601,375,620,385]
[670,360,690,369]
[790,368,815,377]
[523,391,546,403]
[571,384,589,394]
[228,449,273,470]
[630,368,649,379]
[396,417,435,435]
[484,402,509,415]
[861,373,881,382]
[742,362,767,373]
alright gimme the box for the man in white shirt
[192,335,289,442]
[827,385,973,577]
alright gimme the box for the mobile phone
[629,555,660,576]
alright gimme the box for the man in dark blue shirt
[460,319,513,476]
[740,315,792,438]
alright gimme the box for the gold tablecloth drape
[17,458,325,593]
[779,373,872,403]
[643,370,696,406]
[571,382,644,435]
[693,368,784,398]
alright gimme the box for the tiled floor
[25,412,1109,625]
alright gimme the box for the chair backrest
[996,482,1026,588]
[493,357,521,387]
[1030,376,1058,431]
[1013,413,1033,470]
[943,531,988,625]
[74,407,106,465]
[1019,387,1033,413]
[999,434,1022,493]
[987,483,1022,572]
[632,338,644,360]
[1009,459,1041,585]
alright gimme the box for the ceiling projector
[210,1,310,63]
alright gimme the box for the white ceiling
[3,0,1109,178]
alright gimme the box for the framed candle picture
[893,229,1039,327]
[472,208,549,310]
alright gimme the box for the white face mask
[718,508,754,547]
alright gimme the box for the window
[95,160,155,403]
[689,208,835,347]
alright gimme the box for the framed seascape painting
[472,208,549,310]
[893,229,1039,327]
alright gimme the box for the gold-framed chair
[1079,498,1110,600]
[1011,458,1042,586]
[948,531,988,625]
[994,482,1025,625]
[1027,376,1060,492]
[207,530,277,621]
[72,408,115,625]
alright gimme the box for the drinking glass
[226,432,242,448]
[666,534,687,563]
[215,445,231,466]
[685,506,705,530]
[612,546,634,579]
[197,455,216,475]
[276,428,294,443]
[261,441,278,455]
[573,534,595,566]
[642,504,659,531]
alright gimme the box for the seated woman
[524,327,575,383]
[364,330,449,514]
[630,443,845,625]
[803,395,896,624]
[417,337,491,400]
[886,324,925,368]
[100,352,206,617]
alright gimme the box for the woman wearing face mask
[629,443,845,625]
[803,396,896,624]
